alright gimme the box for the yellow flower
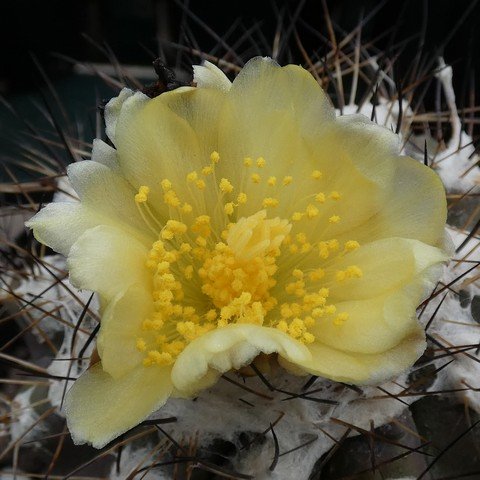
[26,57,448,448]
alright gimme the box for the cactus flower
[27,57,448,448]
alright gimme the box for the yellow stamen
[219,178,234,193]
[333,312,349,326]
[344,240,360,252]
[135,185,150,203]
[196,179,206,190]
[330,191,341,200]
[210,151,220,163]
[224,202,235,215]
[237,192,247,204]
[306,204,319,218]
[262,197,279,208]
[133,148,360,370]
[292,212,304,222]
[161,179,172,191]
[187,171,198,182]
[251,173,261,184]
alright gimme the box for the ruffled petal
[216,58,335,195]
[171,324,311,396]
[311,241,445,354]
[342,156,447,247]
[312,293,420,355]
[104,88,144,144]
[290,328,425,385]
[97,284,154,378]
[64,362,172,448]
[91,139,119,171]
[67,160,154,245]
[114,87,227,219]
[27,202,97,257]
[158,85,227,162]
[217,64,401,234]
[193,60,232,91]
[226,56,335,140]
[68,226,152,303]
[327,238,448,302]
[288,115,399,237]
[332,114,400,185]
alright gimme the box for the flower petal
[97,284,154,378]
[27,202,97,256]
[158,86,227,161]
[290,115,400,236]
[27,160,155,261]
[374,156,448,246]
[68,226,151,303]
[104,88,143,144]
[311,242,445,354]
[64,362,172,448]
[91,139,119,171]
[343,156,447,247]
[114,88,226,218]
[216,57,334,183]
[289,328,425,385]
[332,114,400,185]
[193,60,232,91]
[67,160,154,245]
[216,63,401,233]
[328,238,448,302]
[227,56,335,139]
[312,293,421,355]
[171,324,311,396]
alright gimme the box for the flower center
[200,210,288,310]
[133,151,363,367]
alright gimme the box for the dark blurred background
[2,0,480,94]
[1,0,480,177]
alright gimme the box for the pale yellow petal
[216,58,335,202]
[289,328,425,385]
[158,86,227,162]
[171,324,311,396]
[375,156,447,246]
[67,160,154,246]
[27,159,153,256]
[97,284,154,378]
[114,89,222,218]
[91,139,119,171]
[227,56,335,138]
[64,362,172,448]
[217,70,401,232]
[333,114,400,184]
[289,115,399,237]
[312,293,419,354]
[193,60,232,91]
[312,244,445,354]
[328,238,448,302]
[104,88,146,144]
[342,156,447,247]
[26,203,97,256]
[68,226,152,303]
